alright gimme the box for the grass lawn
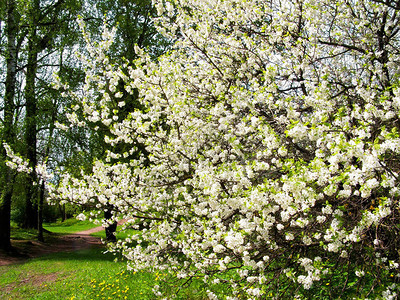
[0,248,161,299]
[89,227,135,241]
[43,219,100,234]
[0,248,210,300]
[1,219,209,299]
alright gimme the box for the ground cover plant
[5,0,400,298]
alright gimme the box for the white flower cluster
[3,143,32,173]
[53,0,400,297]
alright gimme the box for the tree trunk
[37,98,56,242]
[23,0,39,229]
[59,204,66,222]
[37,181,45,242]
[0,0,17,251]
[0,186,13,251]
[104,205,117,243]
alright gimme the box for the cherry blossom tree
[53,0,400,298]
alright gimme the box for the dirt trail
[0,226,106,267]
[0,220,128,266]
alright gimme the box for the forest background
[0,0,168,246]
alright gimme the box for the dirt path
[0,220,128,266]
[0,226,106,267]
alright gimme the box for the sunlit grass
[43,218,99,234]
[0,247,216,299]
[90,227,136,240]
[0,248,157,299]
[2,219,213,299]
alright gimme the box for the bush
[54,1,400,298]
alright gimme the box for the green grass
[10,227,43,240]
[0,248,158,299]
[43,218,132,240]
[43,218,99,234]
[2,219,212,299]
[90,227,136,240]
[0,247,213,299]
[10,222,48,240]
[10,218,100,241]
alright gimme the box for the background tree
[22,0,84,233]
[0,0,18,251]
[1,0,82,245]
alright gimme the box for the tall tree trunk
[37,181,45,242]
[37,98,56,242]
[0,0,17,251]
[59,204,66,222]
[23,0,39,229]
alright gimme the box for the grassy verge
[0,248,156,299]
[2,219,211,299]
[44,218,132,240]
[0,247,213,299]
[89,227,135,240]
[10,222,51,241]
[43,218,99,234]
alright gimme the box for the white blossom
[50,0,400,297]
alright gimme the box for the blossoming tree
[53,0,400,298]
